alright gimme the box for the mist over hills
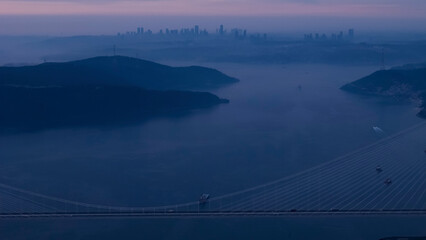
[3,33,426,67]
[0,56,236,132]
[341,65,426,118]
[2,33,426,68]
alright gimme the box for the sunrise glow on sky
[1,0,425,18]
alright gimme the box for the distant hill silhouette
[341,68,426,96]
[0,56,236,132]
[419,92,426,118]
[341,66,426,118]
[0,56,238,90]
[390,62,426,70]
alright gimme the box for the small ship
[384,178,392,185]
[199,194,210,205]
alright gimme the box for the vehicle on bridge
[199,194,210,205]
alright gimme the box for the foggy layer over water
[0,63,422,208]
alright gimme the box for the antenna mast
[381,48,385,70]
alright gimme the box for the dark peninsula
[0,56,237,132]
[341,64,426,118]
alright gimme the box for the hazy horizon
[1,0,426,35]
[1,15,426,36]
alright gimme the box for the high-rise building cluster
[118,25,209,38]
[304,29,355,41]
[116,24,265,41]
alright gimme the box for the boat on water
[199,194,210,204]
[373,126,384,134]
[384,178,392,185]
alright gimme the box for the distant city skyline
[116,24,268,42]
[1,14,426,36]
[1,0,426,35]
[117,24,355,42]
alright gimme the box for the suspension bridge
[1,122,426,218]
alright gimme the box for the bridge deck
[1,210,426,219]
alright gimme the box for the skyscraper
[219,25,224,35]
[195,25,199,35]
[348,29,355,39]
[137,27,144,35]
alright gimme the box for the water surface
[0,63,424,239]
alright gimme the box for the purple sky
[0,0,426,35]
[1,0,425,17]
